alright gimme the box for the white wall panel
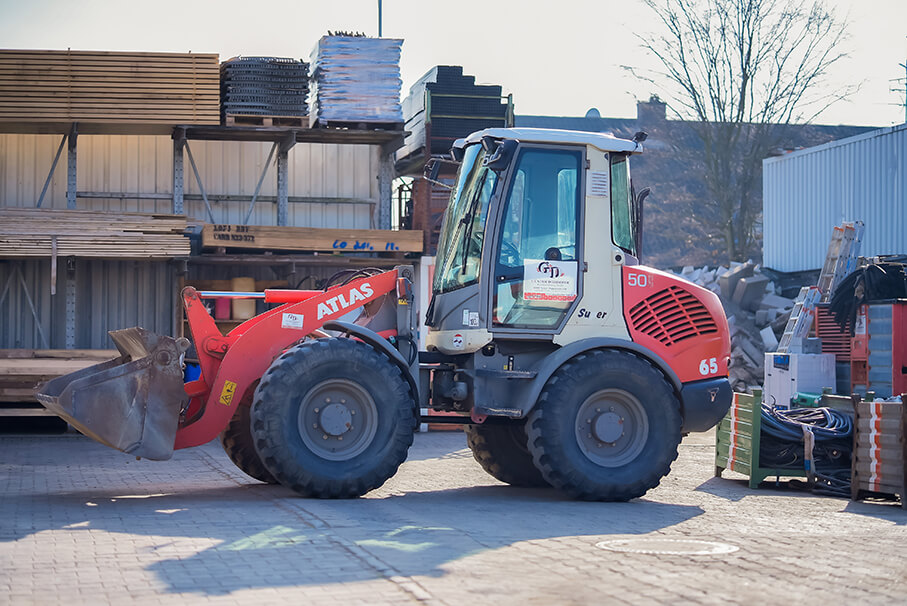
[763,124,907,272]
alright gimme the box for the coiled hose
[759,404,853,497]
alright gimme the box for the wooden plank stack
[0,208,190,258]
[0,50,220,125]
[201,223,423,254]
[0,349,117,403]
[852,397,906,508]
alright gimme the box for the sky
[0,0,904,127]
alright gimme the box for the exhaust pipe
[35,327,190,461]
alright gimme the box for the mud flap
[35,327,191,461]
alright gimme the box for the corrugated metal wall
[763,125,907,272]
[0,133,385,348]
[0,134,378,228]
[0,259,175,349]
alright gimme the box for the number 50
[627,273,648,287]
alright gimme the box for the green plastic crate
[715,389,807,488]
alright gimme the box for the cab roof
[461,127,640,154]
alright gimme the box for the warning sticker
[219,380,237,406]
[281,312,305,330]
[523,260,577,302]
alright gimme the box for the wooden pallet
[312,119,404,131]
[224,114,306,127]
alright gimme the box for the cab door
[487,145,584,334]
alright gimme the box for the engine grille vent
[628,286,718,346]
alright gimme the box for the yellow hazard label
[219,380,237,406]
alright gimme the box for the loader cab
[425,128,643,352]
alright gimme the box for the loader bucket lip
[34,327,190,461]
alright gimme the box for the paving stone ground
[1,428,905,605]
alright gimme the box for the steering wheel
[499,240,520,264]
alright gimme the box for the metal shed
[763,124,907,272]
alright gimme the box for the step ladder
[777,285,822,352]
[817,221,864,302]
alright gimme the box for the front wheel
[251,338,415,498]
[526,349,681,501]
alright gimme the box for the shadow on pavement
[0,479,703,595]
[843,499,907,524]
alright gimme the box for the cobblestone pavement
[1,428,906,605]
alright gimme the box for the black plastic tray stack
[397,65,510,164]
[309,36,403,128]
[220,57,309,121]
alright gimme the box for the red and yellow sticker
[219,380,237,406]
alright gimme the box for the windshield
[433,144,499,293]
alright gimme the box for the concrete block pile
[671,262,795,391]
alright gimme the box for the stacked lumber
[0,349,117,403]
[309,36,403,128]
[201,223,423,253]
[0,208,190,258]
[0,50,220,125]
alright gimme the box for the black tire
[465,421,549,487]
[526,349,681,501]
[220,403,278,484]
[251,338,415,498]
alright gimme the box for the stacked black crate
[221,57,309,123]
[397,66,511,166]
[395,66,512,254]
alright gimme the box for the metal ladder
[817,221,864,302]
[777,286,822,352]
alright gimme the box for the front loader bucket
[35,327,190,461]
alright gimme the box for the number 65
[699,357,718,375]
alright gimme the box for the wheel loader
[36,127,732,501]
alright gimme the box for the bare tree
[640,0,852,262]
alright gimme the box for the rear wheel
[251,338,415,498]
[220,402,278,484]
[526,349,681,501]
[466,420,548,487]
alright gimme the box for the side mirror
[424,158,441,182]
[423,158,454,190]
[483,138,517,172]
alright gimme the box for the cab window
[610,153,636,255]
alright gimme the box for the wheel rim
[574,388,649,467]
[297,378,378,461]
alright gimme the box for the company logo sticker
[281,312,305,330]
